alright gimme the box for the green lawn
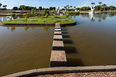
[2,16,76,24]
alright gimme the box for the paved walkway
[36,71,116,77]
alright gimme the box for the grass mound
[2,16,76,24]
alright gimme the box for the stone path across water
[50,23,67,67]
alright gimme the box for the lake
[0,13,116,76]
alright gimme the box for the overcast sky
[0,0,116,9]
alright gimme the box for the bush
[66,11,80,14]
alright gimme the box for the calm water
[0,13,116,76]
[0,17,54,76]
[63,13,116,66]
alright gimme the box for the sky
[0,0,116,9]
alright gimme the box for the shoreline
[3,65,116,77]
[0,22,76,26]
[0,11,116,16]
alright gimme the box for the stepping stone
[53,35,62,39]
[54,31,62,34]
[50,50,67,67]
[53,40,64,47]
[55,29,61,31]
[50,50,67,61]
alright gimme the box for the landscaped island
[1,16,76,25]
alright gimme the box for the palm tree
[66,5,70,9]
[74,6,76,9]
[3,5,7,9]
[91,2,95,8]
[98,2,102,6]
[0,3,2,8]
[70,6,72,9]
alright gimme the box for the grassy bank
[1,16,76,24]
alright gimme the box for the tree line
[12,5,56,10]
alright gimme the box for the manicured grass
[1,16,76,24]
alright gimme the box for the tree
[11,13,17,19]
[23,13,30,21]
[3,5,7,9]
[102,4,107,7]
[76,8,80,10]
[43,9,49,15]
[91,2,95,8]
[0,3,2,8]
[19,5,37,10]
[38,6,42,10]
[94,6,101,11]
[49,7,56,10]
[109,6,115,10]
[74,6,76,9]
[98,2,102,5]
[31,9,36,16]
[102,4,107,10]
[12,6,18,10]
[66,5,70,9]
[70,6,72,9]
[49,7,53,10]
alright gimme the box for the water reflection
[71,13,116,23]
[0,16,9,21]
[0,16,20,22]
[1,26,54,32]
[66,13,116,66]
[24,27,29,31]
[89,13,95,22]
[11,27,15,31]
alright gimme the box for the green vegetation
[18,5,37,10]
[91,2,95,7]
[66,11,79,14]
[11,13,17,19]
[12,6,18,10]
[0,3,2,8]
[43,10,50,15]
[38,6,42,10]
[1,16,76,24]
